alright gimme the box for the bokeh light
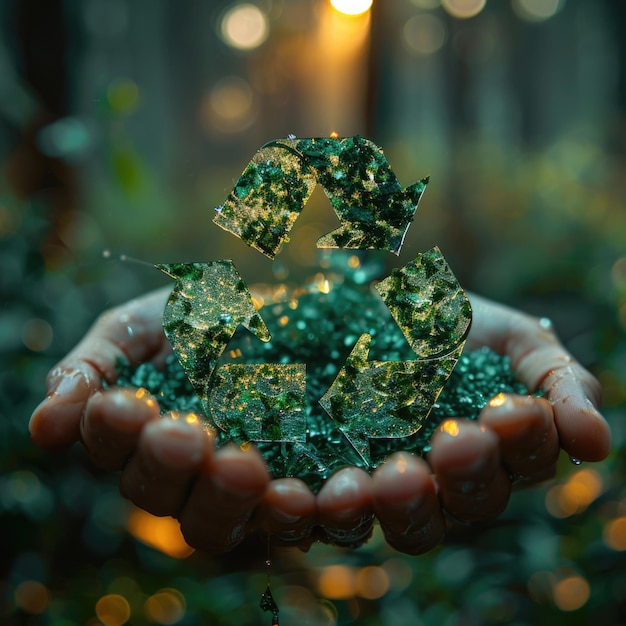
[552,576,590,611]
[14,581,50,614]
[317,565,357,599]
[107,78,140,115]
[403,14,447,55]
[512,0,565,22]
[220,4,269,50]
[604,516,626,551]
[201,76,256,133]
[441,0,486,19]
[21,318,53,352]
[355,566,390,599]
[330,0,373,16]
[144,588,186,625]
[95,594,131,626]
[382,558,414,591]
[37,117,91,160]
[545,468,603,518]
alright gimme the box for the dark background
[1,1,625,624]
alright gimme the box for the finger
[372,453,445,555]
[316,467,375,548]
[258,478,316,546]
[468,294,611,462]
[29,288,172,450]
[177,444,270,554]
[429,419,511,522]
[80,388,161,470]
[120,416,211,517]
[479,394,559,485]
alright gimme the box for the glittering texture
[375,247,472,357]
[156,261,270,415]
[209,363,306,443]
[214,144,317,258]
[319,334,463,466]
[113,272,536,491]
[213,136,428,259]
[318,249,470,466]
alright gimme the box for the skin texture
[29,288,611,555]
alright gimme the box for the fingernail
[145,420,204,468]
[53,373,83,398]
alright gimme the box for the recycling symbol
[158,136,472,469]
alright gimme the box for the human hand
[30,289,611,556]
[29,288,315,554]
[368,292,611,554]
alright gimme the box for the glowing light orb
[330,0,374,16]
[220,4,269,50]
[441,0,486,19]
[513,0,564,22]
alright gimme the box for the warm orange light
[545,469,603,518]
[14,581,49,614]
[552,576,590,612]
[330,0,373,16]
[488,392,508,408]
[95,594,131,626]
[318,565,357,599]
[127,507,194,559]
[329,131,340,138]
[144,589,186,625]
[604,516,626,551]
[440,420,460,436]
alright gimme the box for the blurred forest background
[1,0,626,624]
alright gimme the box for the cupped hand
[29,288,275,554]
[30,289,611,556]
[370,292,611,554]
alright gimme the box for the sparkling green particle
[112,273,536,492]
[214,136,428,259]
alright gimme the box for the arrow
[319,247,471,467]
[319,334,464,467]
[156,261,270,413]
[290,136,428,255]
[213,136,428,259]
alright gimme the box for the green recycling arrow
[213,136,428,259]
[157,261,307,443]
[319,247,472,466]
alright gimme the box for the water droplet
[539,317,553,329]
[569,456,583,466]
